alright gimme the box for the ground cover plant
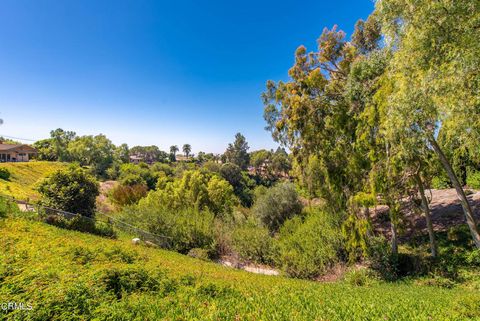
[1,217,479,321]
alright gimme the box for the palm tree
[182,144,191,158]
[170,145,179,156]
[169,145,179,162]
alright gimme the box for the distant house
[129,155,145,164]
[175,155,191,162]
[0,143,38,162]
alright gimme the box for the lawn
[0,161,66,200]
[0,217,479,320]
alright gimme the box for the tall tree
[183,144,192,158]
[376,0,480,248]
[224,133,250,170]
[170,145,179,162]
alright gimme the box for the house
[0,143,38,162]
[129,155,145,164]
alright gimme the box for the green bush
[276,208,342,279]
[0,197,19,218]
[366,236,398,281]
[120,204,215,254]
[343,268,379,286]
[253,182,303,233]
[431,175,451,189]
[231,222,275,264]
[0,167,11,180]
[187,248,211,261]
[44,215,116,238]
[37,165,99,218]
[466,170,480,189]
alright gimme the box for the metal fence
[0,194,172,249]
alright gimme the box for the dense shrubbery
[149,170,237,217]
[231,221,275,264]
[1,218,479,320]
[0,167,11,180]
[466,171,480,189]
[0,197,19,218]
[431,175,451,189]
[109,183,148,207]
[253,182,303,233]
[43,214,116,238]
[275,209,342,278]
[120,204,215,254]
[37,165,99,218]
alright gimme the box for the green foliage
[231,221,275,264]
[0,167,11,180]
[466,171,480,189]
[1,218,480,320]
[219,163,255,207]
[431,175,451,189]
[44,215,116,238]
[0,197,20,218]
[253,182,303,233]
[0,162,67,200]
[37,165,99,218]
[224,133,250,170]
[366,236,398,281]
[187,248,211,261]
[343,268,379,287]
[109,183,148,208]
[276,209,342,279]
[150,170,237,217]
[120,204,215,254]
[118,163,158,190]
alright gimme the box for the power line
[0,134,37,142]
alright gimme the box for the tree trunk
[429,136,480,248]
[414,173,437,257]
[390,220,398,255]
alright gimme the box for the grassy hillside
[0,161,66,200]
[1,218,479,320]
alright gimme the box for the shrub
[276,208,342,279]
[44,215,116,238]
[150,170,237,217]
[37,165,99,218]
[120,204,215,254]
[253,182,303,233]
[431,175,451,189]
[187,248,211,261]
[109,183,148,207]
[0,167,11,180]
[231,222,275,264]
[366,236,397,281]
[466,171,480,189]
[343,268,379,286]
[0,197,20,218]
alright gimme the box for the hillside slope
[0,161,66,200]
[1,218,479,320]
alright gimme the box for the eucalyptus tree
[376,0,480,248]
[263,26,359,213]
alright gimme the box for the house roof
[0,144,37,152]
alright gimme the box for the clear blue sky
[0,0,374,153]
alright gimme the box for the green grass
[0,161,67,200]
[1,218,479,320]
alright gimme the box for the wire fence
[0,194,172,249]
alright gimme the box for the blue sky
[0,0,374,153]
